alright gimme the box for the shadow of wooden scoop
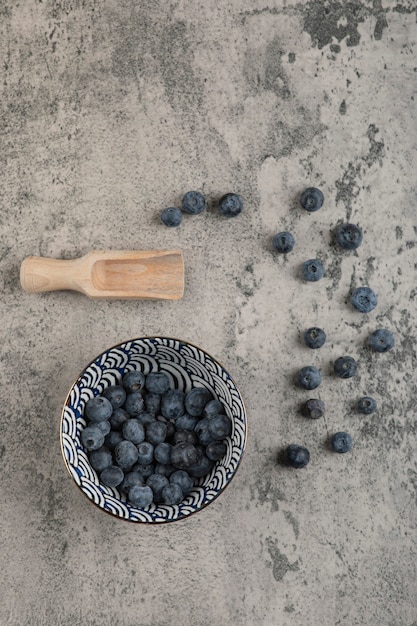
[20,250,184,300]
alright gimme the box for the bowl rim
[60,335,248,523]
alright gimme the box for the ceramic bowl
[61,337,247,523]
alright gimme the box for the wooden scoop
[20,250,184,300]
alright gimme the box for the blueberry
[114,440,139,471]
[184,387,212,417]
[145,372,170,395]
[297,366,321,390]
[161,389,185,420]
[145,421,167,446]
[136,441,154,465]
[85,396,113,422]
[194,418,215,446]
[143,392,161,415]
[173,429,198,446]
[132,462,155,479]
[128,485,154,508]
[160,207,182,227]
[182,190,206,215]
[170,470,194,495]
[303,327,326,349]
[122,370,146,394]
[109,407,129,431]
[302,259,324,282]
[146,473,170,503]
[100,465,124,487]
[351,287,377,313]
[102,385,126,409]
[334,356,357,379]
[358,396,377,415]
[171,442,199,470]
[136,411,156,426]
[369,329,395,353]
[162,483,184,505]
[272,231,295,253]
[81,425,105,451]
[175,413,200,431]
[208,414,232,440]
[122,419,145,445]
[301,399,325,419]
[104,430,124,451]
[218,193,243,218]
[336,223,363,250]
[203,399,224,418]
[188,453,214,478]
[159,417,176,442]
[331,432,353,453]
[120,471,144,494]
[300,187,324,212]
[155,463,176,478]
[95,419,111,436]
[123,391,144,416]
[205,440,227,461]
[154,442,173,465]
[285,444,310,468]
[88,446,112,472]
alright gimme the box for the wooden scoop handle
[20,250,185,300]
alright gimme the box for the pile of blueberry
[160,191,243,226]
[80,371,232,507]
[272,187,395,468]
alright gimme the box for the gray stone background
[1,1,417,624]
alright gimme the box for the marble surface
[1,1,417,624]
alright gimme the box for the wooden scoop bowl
[20,250,184,300]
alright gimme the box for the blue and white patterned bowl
[61,337,247,523]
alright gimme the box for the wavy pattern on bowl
[61,337,246,523]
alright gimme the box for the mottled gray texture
[1,1,417,625]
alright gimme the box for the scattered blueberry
[109,407,129,431]
[331,432,353,453]
[162,483,184,505]
[100,465,124,488]
[85,396,113,422]
[123,391,145,416]
[122,371,146,394]
[122,419,145,445]
[358,396,377,414]
[334,356,357,379]
[285,444,310,468]
[145,421,167,446]
[185,387,212,417]
[182,190,206,215]
[128,484,154,507]
[369,329,395,353]
[301,399,325,419]
[300,187,324,212]
[272,231,295,253]
[170,470,194,495]
[203,399,224,418]
[161,389,185,420]
[301,259,324,282]
[88,446,113,472]
[114,440,139,471]
[336,223,363,250]
[297,366,321,390]
[145,372,170,395]
[160,207,182,227]
[218,193,243,218]
[303,327,326,349]
[102,385,126,409]
[136,441,155,465]
[351,287,378,313]
[81,425,105,451]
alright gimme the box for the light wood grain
[20,250,185,300]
